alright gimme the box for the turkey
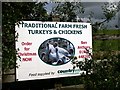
[53,42,71,57]
[41,52,47,62]
[49,48,70,65]
[61,56,70,63]
[46,43,56,53]
[67,42,74,55]
[48,49,58,63]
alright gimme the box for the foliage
[51,2,119,33]
[92,2,119,33]
[102,2,119,21]
[51,2,84,22]
[2,2,48,72]
[72,49,120,89]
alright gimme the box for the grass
[93,30,120,51]
[93,39,120,51]
[94,30,120,35]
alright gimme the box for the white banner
[15,21,92,81]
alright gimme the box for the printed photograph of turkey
[38,37,75,66]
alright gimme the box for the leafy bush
[72,49,120,90]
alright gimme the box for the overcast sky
[45,2,119,29]
[3,0,118,29]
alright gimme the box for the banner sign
[15,21,92,81]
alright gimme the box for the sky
[44,1,119,29]
[1,0,119,29]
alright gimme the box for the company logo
[58,69,80,74]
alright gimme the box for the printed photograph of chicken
[38,37,75,65]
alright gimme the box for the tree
[51,2,84,22]
[51,2,119,32]
[2,2,48,73]
[92,2,119,33]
